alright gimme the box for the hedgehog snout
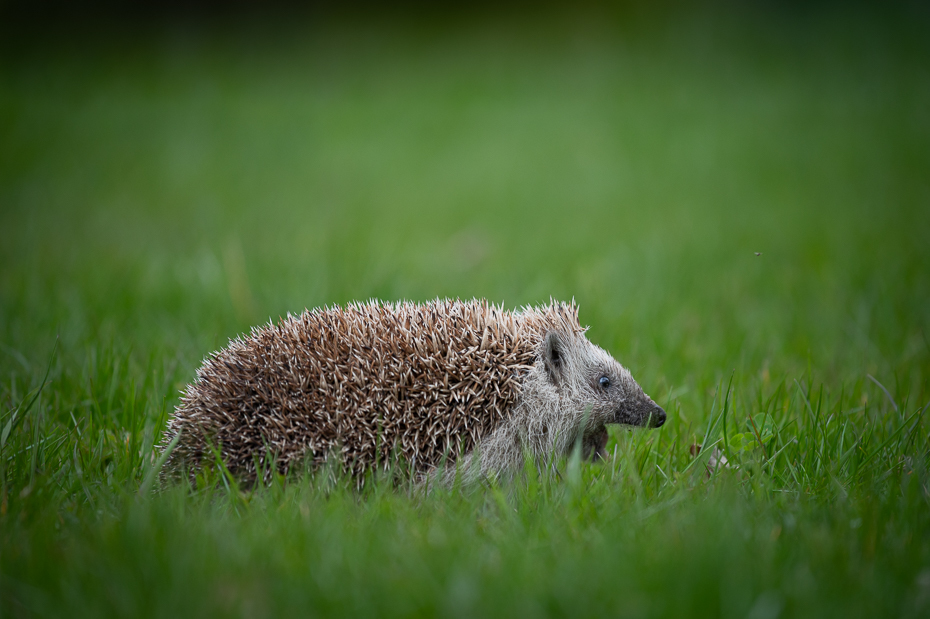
[638,393,666,428]
[614,397,666,428]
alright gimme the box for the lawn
[1,3,929,617]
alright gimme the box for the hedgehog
[159,299,666,485]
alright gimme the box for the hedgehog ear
[543,331,565,385]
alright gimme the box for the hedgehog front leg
[582,428,609,461]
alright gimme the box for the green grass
[2,4,930,617]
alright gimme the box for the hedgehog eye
[598,376,610,389]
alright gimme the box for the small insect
[755,252,762,256]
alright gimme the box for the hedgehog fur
[159,299,665,485]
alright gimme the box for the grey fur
[444,316,666,484]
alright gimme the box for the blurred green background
[3,2,927,390]
[1,2,929,617]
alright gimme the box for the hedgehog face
[543,331,666,430]
[598,361,666,429]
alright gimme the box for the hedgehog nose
[652,406,666,428]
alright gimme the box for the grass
[1,3,930,617]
